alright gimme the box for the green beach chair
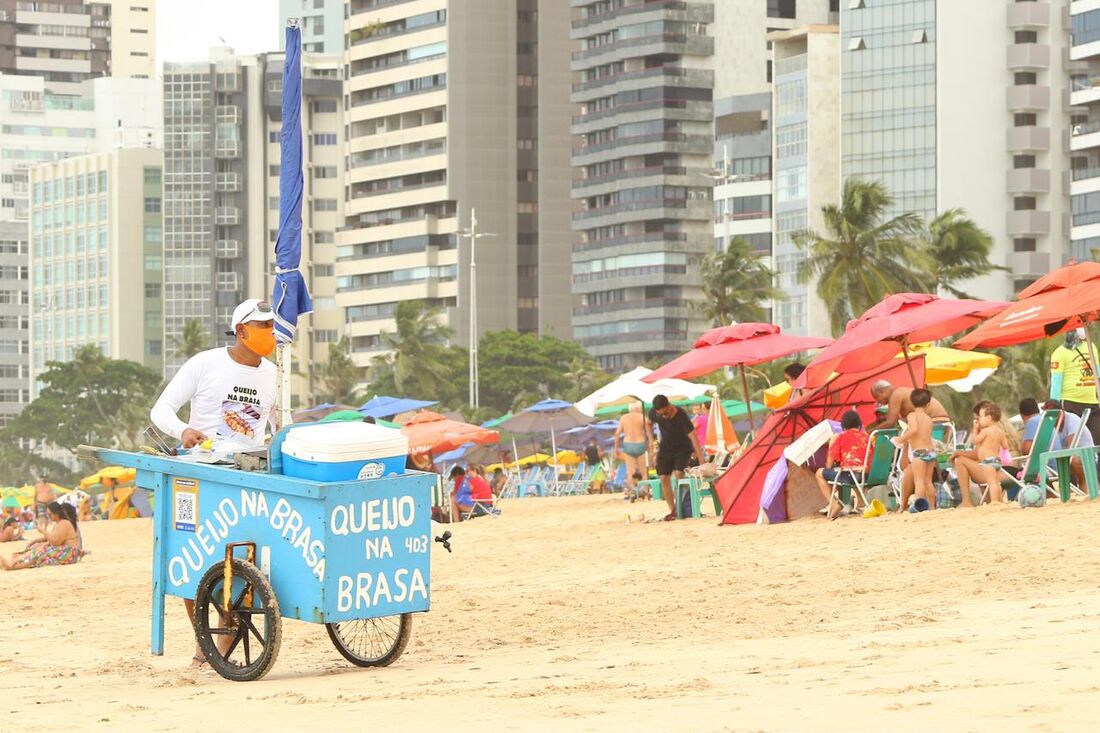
[827,427,900,512]
[988,409,1059,502]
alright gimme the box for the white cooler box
[281,421,409,481]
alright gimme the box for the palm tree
[318,337,364,405]
[697,237,784,326]
[562,357,612,402]
[171,319,209,360]
[368,300,456,400]
[795,178,926,335]
[922,208,1005,298]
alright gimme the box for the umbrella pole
[550,420,559,492]
[739,365,755,428]
[900,338,919,387]
[1085,316,1100,406]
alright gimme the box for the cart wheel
[326,614,412,667]
[194,558,282,682]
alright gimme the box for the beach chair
[979,409,1060,503]
[674,475,722,518]
[1036,408,1098,502]
[561,464,600,496]
[827,427,900,512]
[517,466,551,497]
[461,494,501,520]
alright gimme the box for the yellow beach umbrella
[506,452,552,469]
[550,449,581,467]
[764,382,793,409]
[900,343,1001,391]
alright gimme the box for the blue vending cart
[87,444,438,681]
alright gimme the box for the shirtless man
[952,403,1008,506]
[895,388,937,511]
[614,402,648,498]
[867,380,949,431]
[33,476,56,533]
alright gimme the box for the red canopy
[401,411,499,456]
[799,293,1006,389]
[716,357,923,525]
[642,323,832,382]
[955,262,1100,350]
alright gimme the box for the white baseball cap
[226,298,274,335]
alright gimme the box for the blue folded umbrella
[359,395,439,419]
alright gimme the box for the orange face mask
[241,324,276,357]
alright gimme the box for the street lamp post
[459,207,496,409]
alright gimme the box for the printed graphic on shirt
[219,385,264,439]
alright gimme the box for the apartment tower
[340,1,572,372]
[569,0,716,371]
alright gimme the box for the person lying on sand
[1,502,81,570]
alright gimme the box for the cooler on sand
[281,421,409,481]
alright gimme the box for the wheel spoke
[240,613,267,646]
[223,624,245,661]
[242,621,251,666]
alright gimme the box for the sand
[3,493,1100,732]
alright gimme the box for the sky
[156,0,280,71]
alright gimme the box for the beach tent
[574,366,712,416]
[715,357,924,525]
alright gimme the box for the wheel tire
[194,558,282,682]
[326,614,412,667]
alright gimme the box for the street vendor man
[646,394,705,522]
[866,380,950,432]
[149,298,277,668]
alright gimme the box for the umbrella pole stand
[1085,316,1100,407]
[900,338,919,387]
[739,365,754,428]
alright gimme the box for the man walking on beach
[150,298,277,668]
[647,395,704,521]
[33,476,56,532]
[614,402,648,498]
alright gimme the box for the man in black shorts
[647,394,704,521]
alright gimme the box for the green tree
[478,330,598,414]
[317,337,365,405]
[923,208,1004,298]
[367,300,463,405]
[561,356,613,403]
[795,178,925,335]
[697,237,784,326]
[171,319,209,360]
[7,345,162,460]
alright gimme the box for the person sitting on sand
[614,402,648,498]
[1,502,81,570]
[895,389,938,511]
[813,410,869,519]
[867,381,949,431]
[952,403,1008,507]
[0,516,24,543]
[449,466,474,523]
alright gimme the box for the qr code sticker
[174,479,197,531]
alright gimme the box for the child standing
[895,388,937,511]
[814,410,870,519]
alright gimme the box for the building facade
[340,0,572,375]
[569,0,716,371]
[27,147,164,386]
[279,0,344,54]
[1069,1,1100,267]
[770,25,839,338]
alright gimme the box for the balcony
[1006,168,1051,194]
[572,165,688,189]
[572,132,712,159]
[1071,119,1100,151]
[1006,84,1050,110]
[214,172,240,192]
[1007,125,1050,152]
[570,0,713,33]
[1006,209,1051,235]
[214,141,240,159]
[573,298,691,317]
[215,106,239,125]
[571,67,714,97]
[215,272,241,292]
[1007,43,1050,70]
[215,239,241,258]
[214,207,240,226]
[1007,1,1049,28]
[573,231,688,253]
[570,34,713,70]
[1008,250,1051,277]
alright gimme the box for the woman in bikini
[0,501,83,570]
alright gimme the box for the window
[146,340,162,356]
[269,197,280,210]
[313,330,338,343]
[314,166,337,179]
[314,231,334,243]
[269,164,280,177]
[1015,113,1037,127]
[312,133,337,145]
[314,198,338,211]
[144,225,161,243]
[1013,155,1036,169]
[1014,72,1037,85]
[144,254,162,271]
[269,131,281,143]
[1015,30,1038,44]
[143,167,160,185]
[144,283,162,298]
[1014,196,1037,211]
[1014,238,1037,252]
[767,0,796,19]
[313,264,334,277]
[312,100,337,113]
[143,197,160,213]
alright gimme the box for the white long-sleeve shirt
[150,347,276,447]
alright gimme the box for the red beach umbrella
[401,411,499,456]
[799,293,1008,389]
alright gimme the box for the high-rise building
[1067,2,1100,265]
[569,0,716,371]
[710,2,834,316]
[27,147,164,385]
[340,1,572,374]
[0,220,28,429]
[770,25,839,337]
[841,0,1073,300]
[279,0,344,54]
[0,0,154,93]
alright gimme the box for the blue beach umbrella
[272,21,312,346]
[498,400,593,484]
[359,396,439,419]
